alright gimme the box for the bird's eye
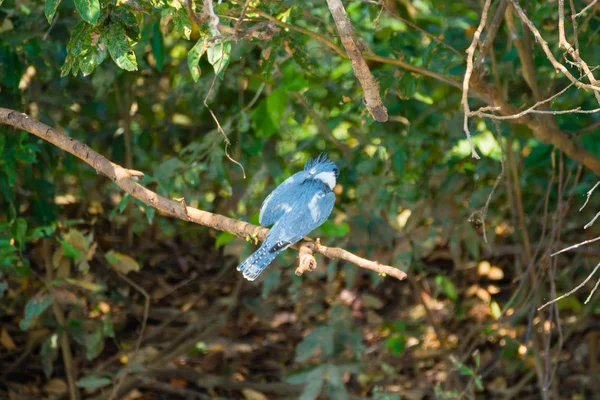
[333,168,339,178]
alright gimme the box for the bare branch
[0,108,407,282]
[326,0,388,122]
[551,235,600,257]
[510,0,600,96]
[575,0,598,17]
[462,0,493,160]
[538,261,600,310]
[580,180,600,211]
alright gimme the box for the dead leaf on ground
[1,327,17,350]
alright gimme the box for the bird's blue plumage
[237,154,338,281]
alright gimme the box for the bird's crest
[304,153,339,177]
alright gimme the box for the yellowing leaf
[490,301,501,320]
[44,378,68,395]
[105,250,140,274]
[1,327,16,350]
[487,284,500,294]
[477,260,490,276]
[476,287,491,303]
[487,266,504,280]
[242,388,268,400]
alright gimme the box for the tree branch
[326,0,388,122]
[248,7,600,177]
[0,107,407,282]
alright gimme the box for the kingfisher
[237,154,339,281]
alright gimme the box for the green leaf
[155,157,185,180]
[10,218,27,250]
[215,232,236,248]
[252,100,277,138]
[300,367,325,400]
[282,64,308,91]
[101,314,115,338]
[326,365,349,400]
[151,20,164,72]
[74,0,100,25]
[111,7,140,41]
[207,40,231,79]
[20,294,53,331]
[266,87,288,123]
[319,221,349,238]
[434,275,458,301]
[85,326,104,361]
[61,21,97,77]
[44,0,62,24]
[108,193,132,221]
[59,238,82,260]
[386,333,406,355]
[77,375,112,390]
[173,8,192,40]
[463,222,480,260]
[295,326,334,362]
[41,333,59,378]
[136,200,156,225]
[79,38,107,76]
[106,23,138,71]
[397,73,418,100]
[188,38,207,82]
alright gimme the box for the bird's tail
[236,241,281,281]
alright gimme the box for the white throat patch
[314,171,336,190]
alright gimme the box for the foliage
[1,0,600,398]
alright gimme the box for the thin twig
[462,0,493,159]
[580,180,600,211]
[538,261,600,310]
[510,0,600,95]
[551,235,600,257]
[584,212,600,229]
[575,0,598,17]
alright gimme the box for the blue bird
[237,154,339,281]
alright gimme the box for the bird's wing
[259,172,306,227]
[267,190,336,248]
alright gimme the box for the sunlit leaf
[106,23,137,71]
[207,40,231,79]
[187,38,207,82]
[45,0,62,25]
[74,0,100,25]
[173,8,192,40]
[111,7,140,41]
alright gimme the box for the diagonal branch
[0,107,407,282]
[325,0,388,122]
